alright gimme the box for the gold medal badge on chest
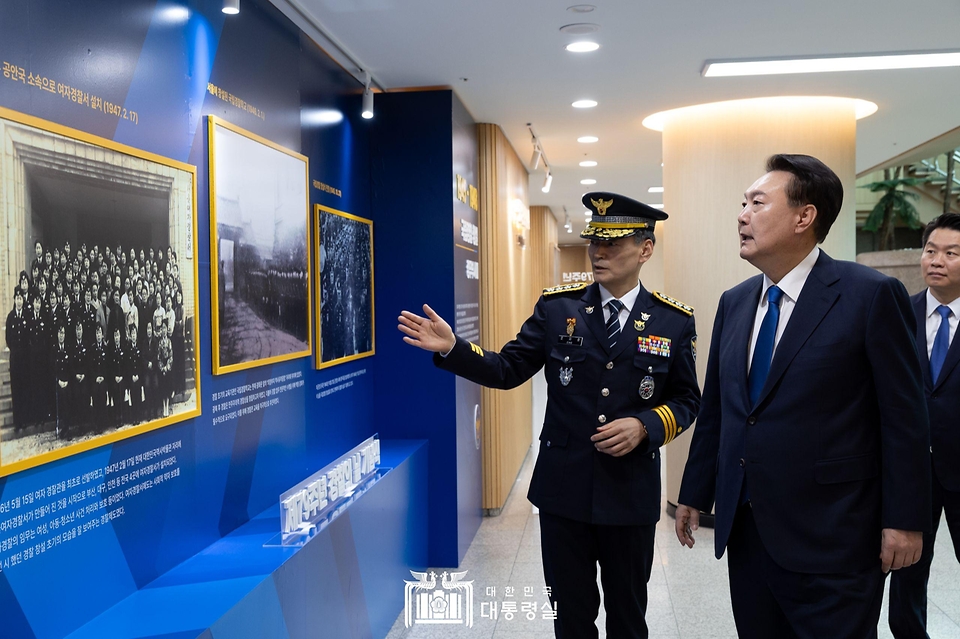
[558,317,583,345]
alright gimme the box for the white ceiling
[277,0,960,243]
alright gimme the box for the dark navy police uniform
[436,281,700,638]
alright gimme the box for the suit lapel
[914,293,933,390]
[731,278,763,410]
[755,252,840,408]
[578,284,608,352]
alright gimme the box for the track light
[222,0,239,15]
[530,146,542,171]
[361,72,374,119]
[542,172,553,193]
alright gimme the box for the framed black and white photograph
[315,204,374,369]
[208,116,311,375]
[0,106,201,476]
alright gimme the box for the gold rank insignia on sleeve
[652,291,694,316]
[469,342,484,356]
[543,282,588,296]
[654,405,681,444]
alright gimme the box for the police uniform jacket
[914,291,960,491]
[436,282,700,526]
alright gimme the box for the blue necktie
[606,299,624,349]
[931,305,952,383]
[748,286,784,406]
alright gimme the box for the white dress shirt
[599,281,642,330]
[925,289,960,358]
[747,247,820,372]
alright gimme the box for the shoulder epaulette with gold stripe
[652,291,693,316]
[543,282,588,296]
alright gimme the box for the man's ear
[795,204,818,236]
[638,238,654,263]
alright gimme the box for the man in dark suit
[399,192,701,638]
[675,154,930,638]
[889,212,960,638]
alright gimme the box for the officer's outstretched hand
[398,304,457,354]
[590,417,646,457]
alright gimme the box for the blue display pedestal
[65,440,428,639]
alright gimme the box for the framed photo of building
[315,204,374,369]
[0,106,201,477]
[208,116,311,375]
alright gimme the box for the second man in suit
[889,212,960,638]
[675,154,930,638]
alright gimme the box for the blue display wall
[0,0,480,636]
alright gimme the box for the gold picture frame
[0,106,201,477]
[208,116,311,374]
[315,204,375,369]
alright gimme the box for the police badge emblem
[639,375,655,399]
[559,367,573,386]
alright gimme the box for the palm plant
[861,167,929,250]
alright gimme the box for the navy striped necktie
[606,299,624,349]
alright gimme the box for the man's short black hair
[766,154,843,243]
[922,213,960,246]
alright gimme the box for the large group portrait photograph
[316,204,374,369]
[0,106,200,476]
[208,117,311,375]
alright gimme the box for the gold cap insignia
[566,318,576,336]
[591,197,614,216]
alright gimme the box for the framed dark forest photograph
[315,204,374,369]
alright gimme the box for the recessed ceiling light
[649,203,665,209]
[572,99,597,109]
[648,186,664,193]
[577,136,599,143]
[702,50,960,77]
[579,160,597,167]
[559,23,600,35]
[567,4,596,13]
[580,179,597,185]
[566,42,600,53]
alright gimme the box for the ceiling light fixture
[572,99,598,109]
[528,123,554,191]
[703,50,960,77]
[648,186,664,193]
[222,0,239,14]
[649,204,665,209]
[361,72,374,119]
[566,42,600,53]
[577,136,598,143]
[579,160,597,167]
[580,179,596,185]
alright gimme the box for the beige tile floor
[387,449,960,638]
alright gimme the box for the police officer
[6,287,30,432]
[398,192,700,639]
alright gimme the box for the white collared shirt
[747,247,820,372]
[599,281,642,330]
[925,289,960,358]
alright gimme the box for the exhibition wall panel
[0,0,444,636]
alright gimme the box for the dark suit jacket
[436,282,701,525]
[914,291,960,492]
[680,252,930,574]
